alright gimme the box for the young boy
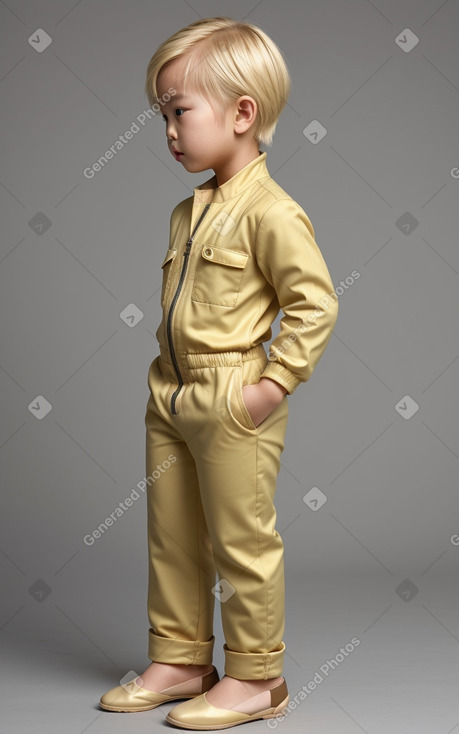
[99,16,338,729]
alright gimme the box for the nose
[165,120,177,142]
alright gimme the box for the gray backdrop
[1,1,458,732]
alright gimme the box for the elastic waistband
[159,344,266,372]
[188,344,266,369]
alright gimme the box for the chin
[183,160,207,173]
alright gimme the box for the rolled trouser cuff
[148,629,215,665]
[223,641,285,680]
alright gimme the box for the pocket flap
[161,248,177,268]
[201,245,248,269]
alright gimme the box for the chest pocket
[191,244,249,307]
[160,248,177,306]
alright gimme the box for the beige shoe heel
[263,693,289,718]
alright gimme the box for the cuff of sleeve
[260,362,303,395]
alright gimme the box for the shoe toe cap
[167,694,249,727]
[100,684,127,708]
[99,681,163,711]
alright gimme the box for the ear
[233,96,257,135]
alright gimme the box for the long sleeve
[255,198,339,394]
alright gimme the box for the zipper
[166,203,211,414]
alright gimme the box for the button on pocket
[160,248,177,306]
[191,244,248,307]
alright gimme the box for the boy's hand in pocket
[241,377,287,427]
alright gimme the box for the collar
[192,150,269,203]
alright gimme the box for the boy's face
[155,56,257,182]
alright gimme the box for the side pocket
[160,248,177,306]
[229,366,257,432]
[230,359,289,434]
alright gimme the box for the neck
[214,145,261,187]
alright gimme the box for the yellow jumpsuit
[144,151,338,679]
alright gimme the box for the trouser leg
[144,355,216,665]
[174,351,289,680]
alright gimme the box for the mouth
[171,148,183,160]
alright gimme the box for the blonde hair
[145,17,291,146]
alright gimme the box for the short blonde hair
[145,16,291,146]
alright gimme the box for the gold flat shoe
[99,665,219,712]
[165,677,289,730]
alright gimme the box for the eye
[162,108,186,122]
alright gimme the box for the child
[99,16,338,729]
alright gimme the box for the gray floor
[1,571,457,733]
